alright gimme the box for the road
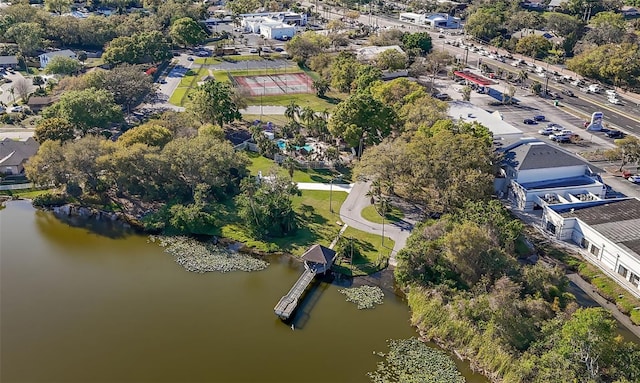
[304,1,640,135]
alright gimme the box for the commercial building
[543,198,640,298]
[399,12,461,29]
[448,101,523,140]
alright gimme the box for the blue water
[277,139,313,152]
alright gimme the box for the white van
[588,84,601,93]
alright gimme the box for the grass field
[245,92,343,110]
[360,204,405,224]
[219,189,347,255]
[245,151,350,183]
[333,226,395,276]
[0,188,51,199]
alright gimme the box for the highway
[304,1,640,136]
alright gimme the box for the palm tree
[300,106,316,128]
[283,157,296,180]
[517,70,528,88]
[284,100,300,122]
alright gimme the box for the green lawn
[333,226,395,276]
[218,189,347,256]
[169,87,189,106]
[245,92,343,110]
[0,188,52,199]
[360,204,404,224]
[245,151,350,183]
[242,114,289,126]
[194,57,222,65]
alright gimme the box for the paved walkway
[339,182,416,266]
[240,105,286,115]
[296,182,353,193]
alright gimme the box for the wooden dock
[274,269,316,320]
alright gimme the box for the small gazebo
[302,244,336,274]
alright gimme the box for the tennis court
[232,73,314,96]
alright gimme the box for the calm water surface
[1,201,488,383]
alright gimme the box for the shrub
[32,191,68,207]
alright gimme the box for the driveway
[0,71,36,106]
[339,182,417,266]
[140,54,193,112]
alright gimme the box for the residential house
[498,139,605,210]
[0,55,18,69]
[547,0,566,10]
[38,50,77,69]
[511,29,564,45]
[621,6,640,17]
[27,96,58,113]
[0,137,40,175]
[543,198,640,298]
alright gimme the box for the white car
[608,97,622,105]
[628,175,640,184]
[538,127,554,135]
[605,89,617,97]
[8,106,23,113]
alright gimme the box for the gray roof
[301,244,336,265]
[0,137,40,167]
[0,56,18,65]
[39,50,76,59]
[504,141,592,171]
[560,198,640,258]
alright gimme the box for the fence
[0,183,34,191]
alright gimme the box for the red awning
[453,71,494,86]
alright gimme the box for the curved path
[338,182,416,266]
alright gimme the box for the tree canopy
[169,17,206,47]
[103,30,172,65]
[188,80,242,127]
[44,56,82,76]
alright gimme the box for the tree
[5,22,44,56]
[461,85,471,101]
[44,56,82,76]
[369,78,426,111]
[77,51,87,64]
[312,78,330,97]
[285,31,330,64]
[91,64,156,113]
[515,35,552,59]
[401,32,432,55]
[284,100,300,122]
[34,118,76,143]
[170,17,207,47]
[118,123,173,148]
[42,88,124,134]
[227,0,261,14]
[567,43,640,88]
[352,65,382,93]
[506,10,543,33]
[189,80,242,127]
[558,308,618,380]
[374,49,408,71]
[330,51,360,93]
[583,11,627,45]
[32,76,45,90]
[464,8,503,41]
[45,0,73,14]
[13,79,30,102]
[545,12,584,37]
[614,135,640,171]
[236,173,300,238]
[104,31,172,65]
[328,92,398,148]
[25,140,69,188]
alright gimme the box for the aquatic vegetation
[369,338,465,383]
[150,236,268,273]
[339,285,384,309]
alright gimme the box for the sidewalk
[296,182,353,193]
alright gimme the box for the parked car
[533,115,546,121]
[538,127,554,135]
[274,47,284,52]
[605,130,624,138]
[523,118,536,125]
[434,93,451,101]
[186,56,194,61]
[547,123,563,131]
[249,48,258,53]
[550,129,574,142]
[628,175,640,183]
[8,106,23,113]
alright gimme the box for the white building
[399,12,461,29]
[543,198,640,298]
[448,101,523,141]
[38,50,77,68]
[260,21,296,40]
[498,140,605,211]
[355,45,405,62]
[239,11,307,26]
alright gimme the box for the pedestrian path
[296,182,353,193]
